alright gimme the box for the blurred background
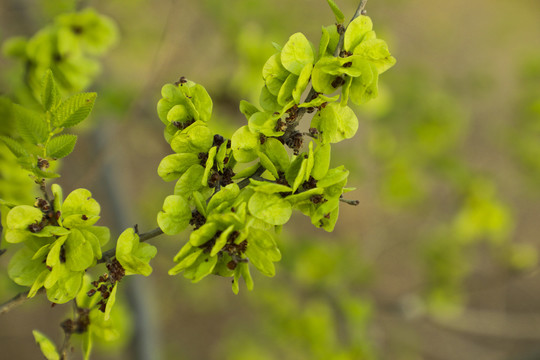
[1,0,540,359]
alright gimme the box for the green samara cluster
[0,4,395,359]
[156,13,395,292]
[3,8,118,95]
[5,186,109,303]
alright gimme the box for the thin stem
[238,166,266,189]
[98,227,164,264]
[251,176,275,183]
[60,332,71,360]
[139,227,164,242]
[39,179,51,203]
[339,198,360,206]
[0,288,45,316]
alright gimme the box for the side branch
[139,227,165,242]
[238,167,266,189]
[98,227,164,264]
[60,331,72,360]
[0,288,45,316]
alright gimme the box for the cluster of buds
[87,259,125,312]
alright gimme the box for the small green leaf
[326,0,345,23]
[311,143,331,180]
[0,199,17,209]
[13,104,48,144]
[311,103,358,143]
[344,15,373,52]
[286,187,324,205]
[233,163,261,180]
[2,36,27,58]
[193,191,207,217]
[64,229,94,271]
[259,85,281,113]
[191,255,218,283]
[173,243,194,262]
[54,92,97,127]
[311,59,340,94]
[249,179,292,194]
[216,141,228,172]
[34,226,70,238]
[318,166,349,188]
[62,188,100,228]
[51,184,63,219]
[104,282,118,320]
[277,73,299,106]
[167,104,189,123]
[349,68,379,105]
[245,241,275,277]
[158,153,200,181]
[231,126,260,163]
[210,225,234,257]
[189,222,218,247]
[266,75,286,96]
[8,247,47,286]
[312,200,340,232]
[353,38,396,74]
[82,331,93,360]
[157,195,192,235]
[261,140,289,173]
[45,267,83,304]
[207,183,240,214]
[239,100,260,120]
[170,123,213,154]
[285,155,308,193]
[319,26,331,59]
[248,192,292,225]
[202,146,218,186]
[239,262,254,291]
[116,228,157,276]
[341,76,353,105]
[257,151,279,179]
[281,33,314,75]
[46,134,77,159]
[46,236,68,268]
[28,270,49,298]
[41,69,60,111]
[6,205,43,230]
[293,63,313,103]
[232,268,240,294]
[299,94,340,108]
[263,53,289,81]
[169,248,203,275]
[248,112,283,137]
[0,136,29,158]
[174,164,205,198]
[80,228,103,260]
[187,82,213,122]
[32,330,60,360]
[250,228,281,261]
[83,226,110,247]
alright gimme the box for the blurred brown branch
[0,288,45,316]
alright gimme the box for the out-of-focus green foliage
[511,55,540,188]
[3,8,118,98]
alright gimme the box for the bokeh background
[1,0,540,359]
